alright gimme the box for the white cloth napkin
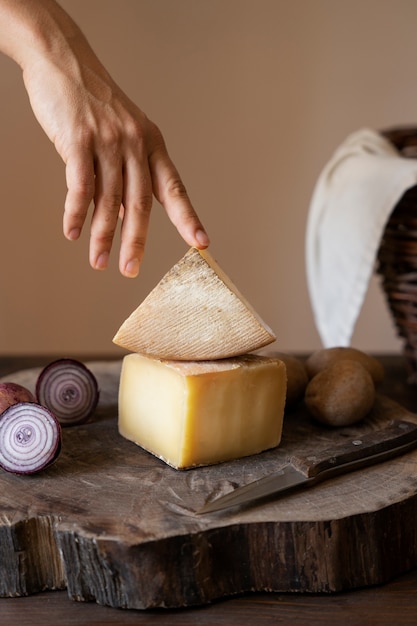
[306,127,417,347]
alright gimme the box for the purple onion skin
[0,382,36,414]
[0,402,61,475]
[36,358,99,427]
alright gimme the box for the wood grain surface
[1,569,417,626]
[1,359,417,611]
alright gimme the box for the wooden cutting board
[1,360,417,610]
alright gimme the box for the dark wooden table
[1,353,417,626]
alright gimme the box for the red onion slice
[36,358,99,427]
[0,402,61,474]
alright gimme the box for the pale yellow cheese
[112,247,276,361]
[118,353,287,469]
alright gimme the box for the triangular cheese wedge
[113,247,276,360]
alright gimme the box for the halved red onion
[36,358,99,426]
[0,402,61,474]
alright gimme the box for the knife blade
[196,419,417,515]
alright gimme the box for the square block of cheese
[118,353,287,469]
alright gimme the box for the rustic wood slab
[1,360,417,610]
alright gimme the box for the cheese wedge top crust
[113,247,276,361]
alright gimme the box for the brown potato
[305,347,384,385]
[268,352,308,409]
[304,359,375,427]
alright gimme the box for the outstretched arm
[0,0,209,277]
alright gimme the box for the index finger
[149,143,210,249]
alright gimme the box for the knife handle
[290,419,417,480]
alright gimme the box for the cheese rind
[112,247,276,361]
[118,353,287,469]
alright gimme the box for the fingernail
[96,252,109,270]
[196,229,210,247]
[68,228,81,240]
[125,258,140,278]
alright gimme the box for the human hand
[23,55,209,277]
[0,0,209,277]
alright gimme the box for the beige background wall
[1,0,416,357]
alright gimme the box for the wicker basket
[376,127,417,384]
